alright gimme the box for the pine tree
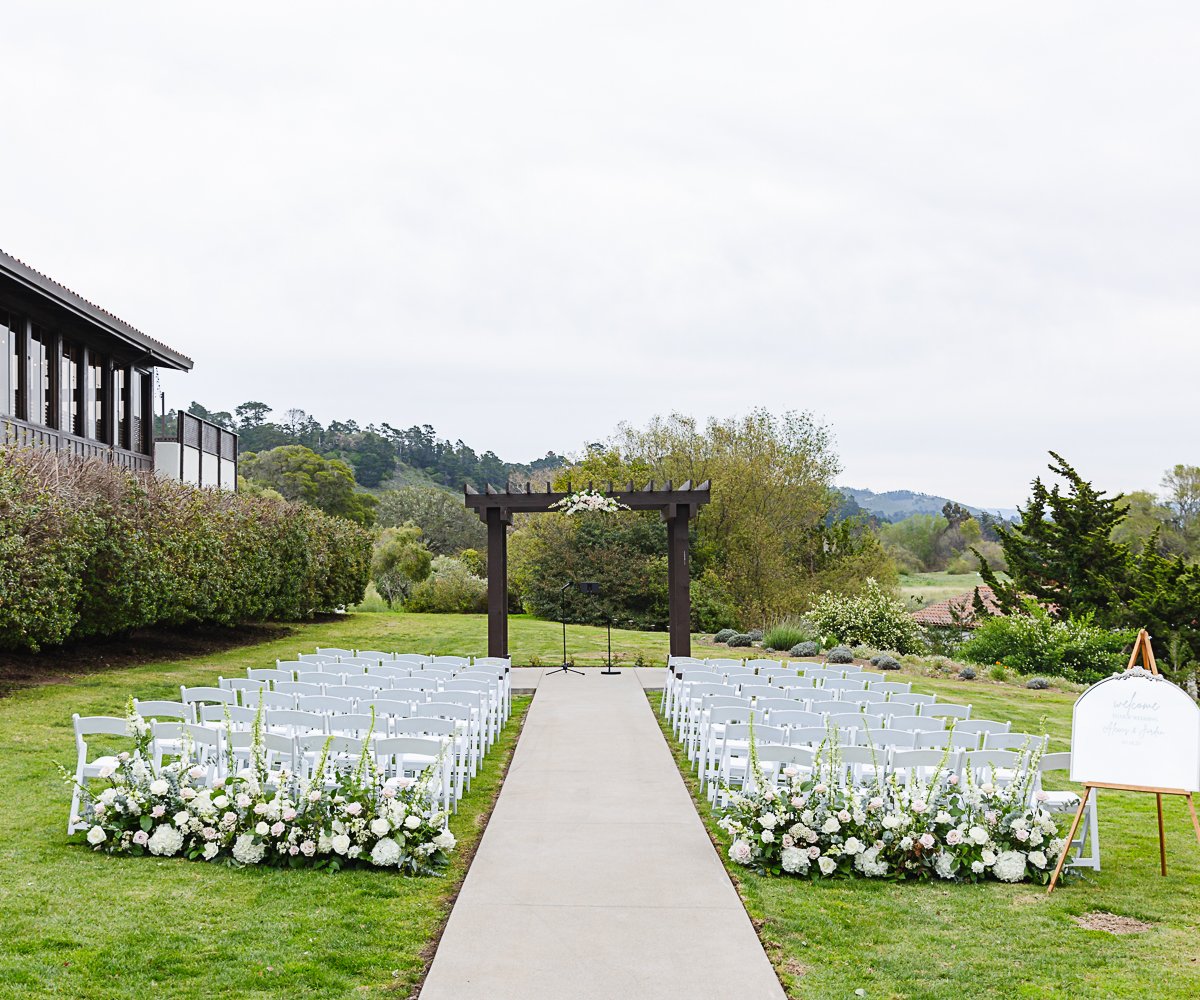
[977,452,1130,621]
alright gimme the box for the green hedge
[0,449,371,651]
[957,604,1135,683]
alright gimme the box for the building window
[0,309,10,417]
[87,355,106,442]
[28,326,51,426]
[130,369,146,453]
[60,341,81,435]
[115,367,128,449]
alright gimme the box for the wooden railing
[1,415,153,473]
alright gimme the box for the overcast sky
[3,3,1196,509]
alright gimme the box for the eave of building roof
[0,249,193,370]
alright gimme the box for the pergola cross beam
[464,481,711,660]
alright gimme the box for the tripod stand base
[547,663,584,676]
[600,667,621,674]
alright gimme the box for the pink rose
[919,833,935,849]
[808,846,821,859]
[346,802,363,816]
[946,829,962,845]
[271,821,285,837]
[948,774,959,786]
[133,830,149,846]
[151,805,165,818]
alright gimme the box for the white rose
[843,837,863,855]
[971,860,985,874]
[86,825,107,845]
[982,849,997,865]
[213,795,228,809]
[331,833,351,855]
[202,842,220,861]
[404,814,421,830]
[821,816,841,834]
[149,779,169,796]
[761,830,775,844]
[370,818,391,838]
[969,826,989,845]
[1028,850,1048,869]
[254,821,269,836]
[759,812,778,830]
[173,811,191,828]
[433,829,456,851]
[817,856,837,876]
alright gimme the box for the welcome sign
[1070,668,1200,793]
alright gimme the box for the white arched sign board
[1071,668,1200,792]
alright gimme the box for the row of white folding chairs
[689,699,1006,779]
[300,650,512,707]
[696,713,1024,791]
[140,696,485,797]
[147,720,456,816]
[175,690,493,781]
[665,673,920,732]
[68,715,453,831]
[208,670,507,749]
[711,738,1032,803]
[673,681,953,748]
[260,657,512,730]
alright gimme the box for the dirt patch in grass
[0,621,301,697]
[1073,911,1154,934]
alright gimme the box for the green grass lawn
[0,615,531,1000]
[346,608,672,667]
[898,571,988,609]
[652,678,1200,1000]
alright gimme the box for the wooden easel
[1047,629,1200,893]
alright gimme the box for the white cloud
[1,2,1196,507]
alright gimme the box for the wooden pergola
[464,480,711,660]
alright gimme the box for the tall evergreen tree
[978,452,1130,620]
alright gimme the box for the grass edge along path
[648,691,1200,1000]
[0,619,532,1000]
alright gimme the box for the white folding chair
[68,715,130,832]
[296,695,354,716]
[1036,752,1099,870]
[984,731,1047,751]
[276,680,324,697]
[372,736,451,814]
[889,692,936,710]
[888,714,944,733]
[924,703,972,721]
[870,680,912,695]
[132,699,194,724]
[418,702,482,784]
[890,748,960,786]
[316,647,355,658]
[247,668,294,685]
[356,649,396,662]
[956,719,1013,739]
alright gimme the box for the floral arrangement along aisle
[718,734,1068,884]
[67,706,455,873]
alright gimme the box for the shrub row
[957,603,1135,684]
[0,449,371,651]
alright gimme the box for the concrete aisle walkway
[419,670,785,1000]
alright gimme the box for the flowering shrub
[805,579,925,654]
[551,489,630,515]
[68,714,455,874]
[958,604,1135,683]
[718,738,1067,885]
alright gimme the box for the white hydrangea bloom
[232,834,266,865]
[993,850,1027,882]
[370,837,402,866]
[148,824,184,857]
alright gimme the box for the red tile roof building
[910,586,1002,629]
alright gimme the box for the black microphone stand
[547,582,583,676]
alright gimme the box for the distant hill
[839,487,1018,523]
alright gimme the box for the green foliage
[762,622,810,651]
[805,578,925,653]
[988,664,1009,682]
[713,628,739,644]
[727,633,754,648]
[958,666,977,680]
[370,525,432,608]
[375,486,487,555]
[0,450,371,652]
[690,570,740,632]
[874,655,901,670]
[980,452,1129,621]
[957,604,1135,683]
[825,645,854,663]
[509,509,669,631]
[458,548,485,576]
[404,556,487,614]
[1026,677,1051,690]
[561,410,896,626]
[240,445,377,526]
[790,640,820,657]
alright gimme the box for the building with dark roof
[910,585,1002,629]
[0,249,233,485]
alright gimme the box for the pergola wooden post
[464,481,711,661]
